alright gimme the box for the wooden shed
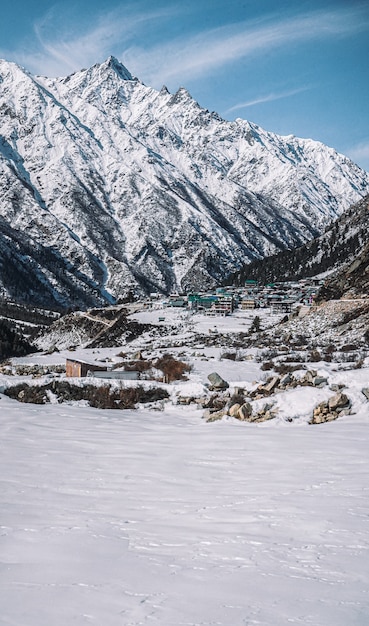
[66,358,108,378]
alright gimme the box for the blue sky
[1,0,369,170]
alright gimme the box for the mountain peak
[1,56,369,307]
[103,56,134,81]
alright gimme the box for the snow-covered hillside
[1,56,369,307]
[232,193,369,286]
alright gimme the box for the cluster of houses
[153,279,321,316]
[66,279,322,378]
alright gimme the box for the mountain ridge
[0,57,368,309]
[230,194,369,291]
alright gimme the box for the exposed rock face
[1,57,369,308]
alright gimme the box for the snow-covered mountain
[232,194,369,287]
[1,56,368,309]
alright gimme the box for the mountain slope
[1,56,368,308]
[229,194,369,287]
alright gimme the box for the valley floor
[1,305,369,625]
[1,396,369,625]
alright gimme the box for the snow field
[1,395,369,625]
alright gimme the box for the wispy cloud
[122,4,369,88]
[225,86,312,114]
[1,2,368,81]
[346,140,369,171]
[1,3,181,77]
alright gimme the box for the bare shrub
[124,359,153,372]
[261,361,274,371]
[221,352,237,361]
[340,344,358,352]
[4,381,169,409]
[307,349,322,362]
[283,353,305,363]
[4,383,48,404]
[154,353,191,383]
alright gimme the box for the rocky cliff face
[1,56,368,309]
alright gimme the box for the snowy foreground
[2,307,369,625]
[1,395,369,625]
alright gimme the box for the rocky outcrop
[310,392,351,424]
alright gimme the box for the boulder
[262,376,280,393]
[312,411,338,425]
[303,370,317,385]
[330,383,346,392]
[310,401,336,424]
[237,402,253,420]
[280,373,293,387]
[328,393,350,413]
[313,376,328,387]
[228,403,241,417]
[253,410,276,423]
[361,388,369,401]
[207,372,229,390]
[204,408,227,422]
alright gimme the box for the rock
[312,411,338,424]
[311,393,351,424]
[303,370,317,384]
[237,402,253,420]
[361,388,369,401]
[207,372,229,390]
[262,376,280,393]
[310,400,335,424]
[228,403,241,417]
[227,393,246,408]
[280,373,293,387]
[205,409,227,422]
[253,410,276,423]
[313,376,328,387]
[212,395,228,410]
[328,393,350,413]
[330,383,346,392]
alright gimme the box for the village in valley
[139,277,321,316]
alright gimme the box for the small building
[211,296,234,316]
[66,358,108,378]
[271,300,294,314]
[188,294,218,311]
[241,298,256,310]
[167,295,187,307]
